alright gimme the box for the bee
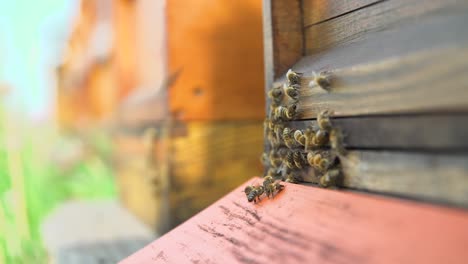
[269,149,283,168]
[304,126,317,151]
[268,86,284,106]
[282,127,295,149]
[308,71,330,90]
[294,130,306,146]
[313,129,329,146]
[285,172,300,183]
[261,152,269,166]
[285,151,296,169]
[264,179,284,198]
[266,167,282,180]
[330,128,346,155]
[287,104,298,119]
[286,69,302,85]
[267,129,279,147]
[264,118,274,134]
[317,110,333,131]
[263,175,274,184]
[285,84,300,101]
[274,104,297,121]
[293,151,307,169]
[244,184,265,203]
[319,169,340,188]
[307,151,334,172]
[273,123,285,142]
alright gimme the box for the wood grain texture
[169,122,264,226]
[297,151,468,207]
[289,114,468,150]
[302,0,379,26]
[304,0,468,54]
[167,0,265,121]
[263,0,303,82]
[114,128,171,232]
[294,44,468,118]
[120,177,468,264]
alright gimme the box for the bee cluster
[249,69,345,203]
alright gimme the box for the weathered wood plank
[302,0,380,26]
[297,151,468,207]
[292,43,468,118]
[288,114,468,150]
[169,122,264,226]
[120,177,468,264]
[304,0,468,54]
[263,0,303,82]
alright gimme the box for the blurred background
[0,0,265,263]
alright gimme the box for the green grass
[0,110,117,264]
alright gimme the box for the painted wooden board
[302,0,379,26]
[304,0,468,54]
[120,177,468,264]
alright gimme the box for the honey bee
[293,151,307,169]
[244,184,265,203]
[273,123,285,142]
[263,178,284,198]
[330,128,346,155]
[261,152,269,166]
[286,69,302,85]
[285,84,300,101]
[285,172,300,183]
[268,86,284,106]
[264,118,274,133]
[282,127,295,149]
[307,151,334,172]
[317,110,333,131]
[266,167,282,180]
[293,130,306,146]
[319,169,340,188]
[304,126,317,151]
[269,149,283,168]
[285,151,296,169]
[267,129,279,147]
[308,71,330,90]
[274,104,297,121]
[313,129,329,146]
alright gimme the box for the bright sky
[0,0,78,120]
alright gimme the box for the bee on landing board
[282,127,295,149]
[308,71,330,90]
[286,69,302,86]
[307,151,335,173]
[264,181,284,198]
[274,104,297,121]
[268,86,284,106]
[244,184,265,203]
[317,110,333,132]
[293,130,306,146]
[285,84,300,101]
[319,169,340,188]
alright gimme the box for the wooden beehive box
[113,0,265,234]
[264,0,468,206]
[120,0,468,263]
